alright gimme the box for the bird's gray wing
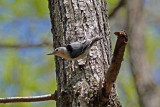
[66,40,90,58]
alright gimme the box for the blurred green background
[0,0,159,107]
[0,0,56,107]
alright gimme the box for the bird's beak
[47,51,55,55]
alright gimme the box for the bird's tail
[89,36,103,47]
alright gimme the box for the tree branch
[103,31,128,101]
[109,0,125,19]
[0,41,52,48]
[0,91,57,103]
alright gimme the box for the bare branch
[0,91,57,103]
[103,31,128,101]
[109,0,125,19]
[0,41,52,48]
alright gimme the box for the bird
[47,36,102,60]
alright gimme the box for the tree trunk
[127,0,160,107]
[48,0,121,107]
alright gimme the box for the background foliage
[0,0,160,107]
[0,0,56,107]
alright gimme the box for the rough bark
[48,0,121,107]
[127,0,160,107]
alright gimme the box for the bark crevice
[48,0,121,106]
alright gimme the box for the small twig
[109,0,125,19]
[103,31,128,101]
[0,91,57,103]
[0,41,52,48]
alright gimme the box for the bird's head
[47,47,67,56]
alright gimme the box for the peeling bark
[48,0,121,106]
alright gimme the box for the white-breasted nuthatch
[48,36,102,60]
